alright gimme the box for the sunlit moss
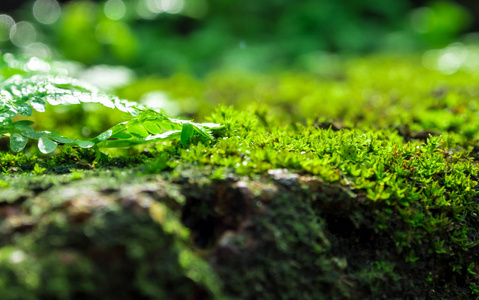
[1,55,479,298]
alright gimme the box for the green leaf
[181,123,195,146]
[21,130,44,139]
[97,140,139,148]
[111,131,132,139]
[142,121,163,134]
[96,131,181,148]
[10,133,28,152]
[95,130,113,141]
[115,99,130,112]
[52,136,76,144]
[52,82,91,93]
[12,121,34,131]
[161,123,177,131]
[0,110,17,119]
[99,96,115,109]
[16,103,33,116]
[0,64,221,153]
[199,123,223,129]
[127,124,149,138]
[38,137,57,153]
[13,120,34,126]
[31,98,46,112]
[147,130,181,141]
[192,124,213,139]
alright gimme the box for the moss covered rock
[2,55,479,298]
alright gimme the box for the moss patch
[2,55,479,298]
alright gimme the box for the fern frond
[0,55,222,154]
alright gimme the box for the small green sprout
[467,262,477,275]
[470,283,479,295]
[31,163,46,175]
[0,55,221,155]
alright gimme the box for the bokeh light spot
[104,0,126,21]
[437,52,463,74]
[462,45,479,73]
[141,91,180,116]
[23,43,52,59]
[143,0,185,15]
[410,8,434,34]
[161,0,184,14]
[422,43,467,74]
[146,0,164,14]
[0,15,15,42]
[10,250,26,264]
[33,0,61,24]
[80,65,134,90]
[10,22,37,48]
[136,0,157,19]
[422,49,440,70]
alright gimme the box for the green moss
[3,55,479,298]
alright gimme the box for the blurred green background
[0,0,476,75]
